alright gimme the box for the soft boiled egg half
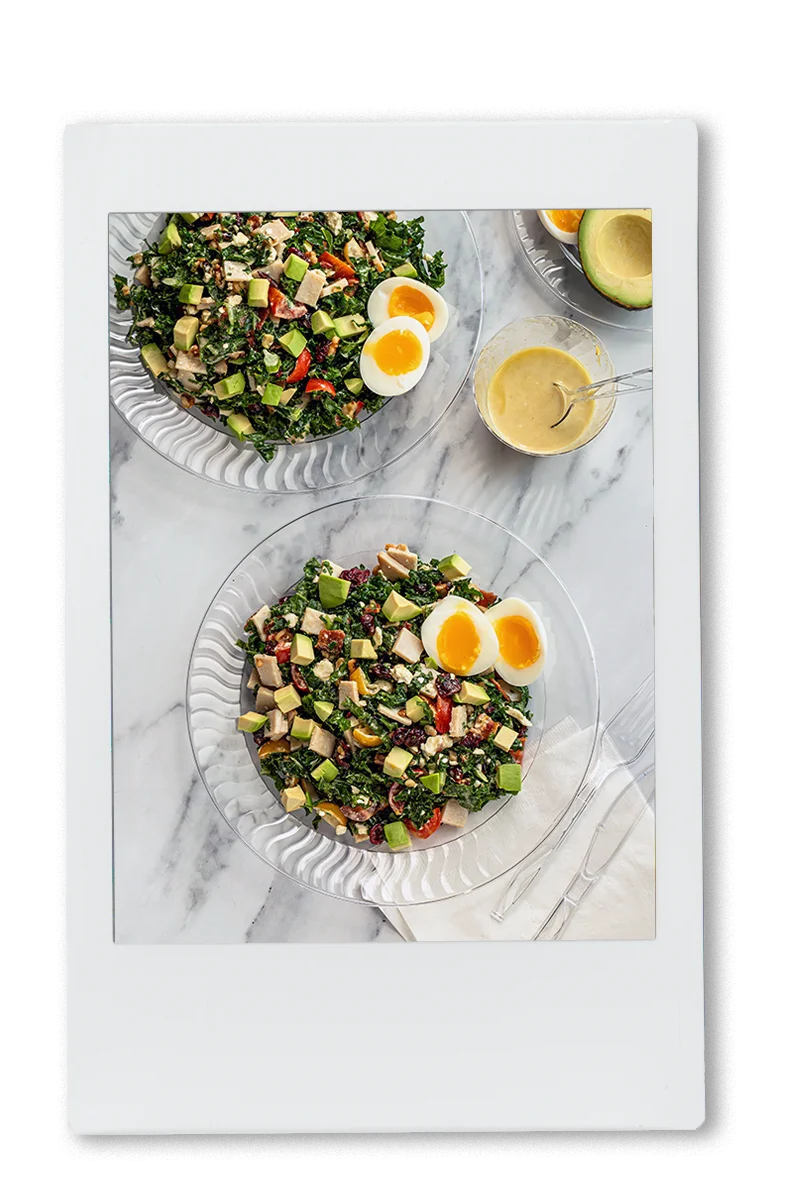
[359,315,431,396]
[420,596,498,677]
[367,277,449,343]
[485,598,547,686]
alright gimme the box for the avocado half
[578,209,653,310]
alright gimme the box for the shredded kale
[114,211,444,459]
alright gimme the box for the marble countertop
[111,210,653,943]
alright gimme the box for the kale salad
[237,544,535,851]
[114,211,446,461]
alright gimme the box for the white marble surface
[111,210,653,943]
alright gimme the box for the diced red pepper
[304,379,336,396]
[510,747,524,764]
[406,806,443,840]
[319,252,357,281]
[286,348,311,383]
[476,589,498,610]
[434,695,453,734]
[269,286,307,321]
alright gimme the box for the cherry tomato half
[286,348,311,383]
[406,806,443,840]
[304,378,336,396]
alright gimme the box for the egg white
[367,277,449,343]
[421,595,498,677]
[485,597,547,686]
[359,315,430,397]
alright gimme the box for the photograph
[109,206,655,943]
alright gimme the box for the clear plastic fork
[551,367,653,428]
[490,672,655,923]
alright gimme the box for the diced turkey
[251,604,271,638]
[309,726,336,758]
[300,607,327,635]
[254,654,283,689]
[392,627,423,664]
[294,269,327,308]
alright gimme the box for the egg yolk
[364,328,424,376]
[436,610,481,675]
[494,615,541,668]
[547,209,585,233]
[388,285,435,332]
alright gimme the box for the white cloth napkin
[382,717,655,941]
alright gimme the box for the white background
[1,0,781,1185]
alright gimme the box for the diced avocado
[458,680,489,706]
[497,762,523,793]
[382,591,422,623]
[262,382,283,408]
[278,328,308,358]
[281,784,307,812]
[283,253,308,282]
[263,349,280,374]
[313,700,334,722]
[384,821,411,850]
[247,278,270,307]
[383,747,413,779]
[237,711,267,733]
[179,213,201,224]
[318,574,351,610]
[178,283,204,304]
[311,758,339,786]
[173,315,199,351]
[274,684,301,713]
[333,313,367,339]
[158,222,182,255]
[421,771,446,795]
[141,343,168,377]
[311,310,335,336]
[437,553,471,581]
[493,725,518,751]
[424,657,440,671]
[215,372,246,400]
[344,377,364,396]
[290,633,314,666]
[405,696,430,723]
[227,413,254,439]
[291,716,315,742]
[393,261,418,278]
[350,638,376,660]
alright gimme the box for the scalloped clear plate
[186,496,600,906]
[109,212,483,492]
[511,210,652,333]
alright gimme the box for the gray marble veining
[112,210,653,943]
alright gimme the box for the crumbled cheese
[506,706,532,727]
[223,260,253,282]
[391,664,413,685]
[312,659,333,681]
[283,613,298,628]
[326,211,343,234]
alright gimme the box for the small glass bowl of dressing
[473,314,616,458]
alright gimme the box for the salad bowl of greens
[187,496,599,906]
[110,211,483,492]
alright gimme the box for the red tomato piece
[275,641,292,664]
[304,379,336,396]
[286,348,311,383]
[434,695,453,734]
[406,806,443,840]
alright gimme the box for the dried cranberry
[461,732,482,748]
[436,673,462,698]
[334,742,351,770]
[253,730,267,746]
[313,341,329,363]
[339,567,371,588]
[369,824,385,846]
[360,610,376,634]
[449,766,469,784]
[369,662,393,681]
[289,247,309,261]
[199,401,220,420]
[392,725,427,750]
[246,402,263,417]
[290,665,309,692]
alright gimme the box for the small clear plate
[511,210,652,333]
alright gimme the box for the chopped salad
[114,211,446,461]
[237,545,534,850]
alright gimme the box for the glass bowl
[186,496,600,906]
[473,314,616,457]
[511,209,652,333]
[109,211,483,493]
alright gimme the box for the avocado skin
[577,209,653,311]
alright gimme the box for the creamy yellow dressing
[487,346,595,453]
